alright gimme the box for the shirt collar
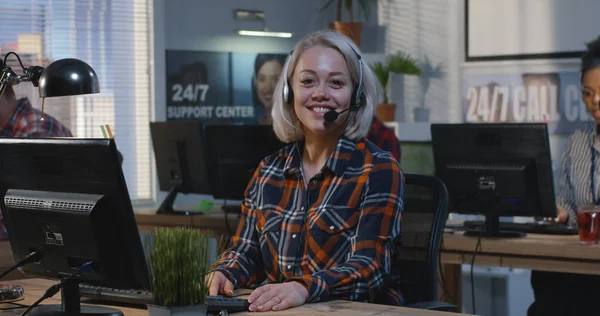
[283,136,358,179]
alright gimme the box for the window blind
[0,0,155,203]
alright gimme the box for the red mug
[577,206,600,244]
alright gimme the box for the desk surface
[135,209,600,273]
[0,278,456,316]
[442,229,600,275]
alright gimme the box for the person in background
[368,115,401,162]
[252,54,287,125]
[0,60,73,240]
[208,30,404,311]
[527,36,600,316]
[0,72,72,137]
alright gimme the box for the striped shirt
[214,136,404,303]
[559,122,600,226]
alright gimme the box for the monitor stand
[463,214,526,238]
[156,186,203,216]
[31,279,122,316]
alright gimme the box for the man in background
[0,59,73,239]
[0,66,72,137]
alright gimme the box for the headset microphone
[323,107,353,123]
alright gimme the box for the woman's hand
[247,282,309,312]
[541,205,568,224]
[207,271,234,296]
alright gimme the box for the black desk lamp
[0,51,99,117]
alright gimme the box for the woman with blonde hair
[208,30,404,311]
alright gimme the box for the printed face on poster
[166,50,288,125]
[463,71,594,135]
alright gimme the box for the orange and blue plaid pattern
[214,136,404,304]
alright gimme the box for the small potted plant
[319,0,374,46]
[414,55,443,122]
[370,51,421,122]
[145,227,215,316]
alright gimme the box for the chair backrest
[391,173,449,305]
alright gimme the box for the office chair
[387,173,459,312]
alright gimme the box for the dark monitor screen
[0,138,150,315]
[202,125,287,211]
[150,121,211,215]
[431,123,556,238]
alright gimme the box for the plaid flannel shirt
[214,136,404,304]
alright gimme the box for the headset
[282,44,365,111]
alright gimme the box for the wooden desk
[0,278,457,316]
[439,230,600,310]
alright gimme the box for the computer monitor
[150,121,212,215]
[0,138,150,316]
[398,141,435,176]
[202,125,287,213]
[430,123,557,238]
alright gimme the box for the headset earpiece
[350,51,364,109]
[282,51,294,104]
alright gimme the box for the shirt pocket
[309,207,360,242]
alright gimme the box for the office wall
[378,0,463,125]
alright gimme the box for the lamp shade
[38,58,100,98]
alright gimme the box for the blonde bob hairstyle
[271,30,378,143]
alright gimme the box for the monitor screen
[431,123,557,237]
[0,138,150,315]
[150,121,211,214]
[398,141,435,176]
[202,125,287,210]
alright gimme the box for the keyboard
[79,284,153,305]
[462,220,579,235]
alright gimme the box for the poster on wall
[463,71,593,135]
[166,50,288,125]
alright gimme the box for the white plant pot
[413,107,430,122]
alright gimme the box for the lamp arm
[0,66,46,99]
[0,67,17,101]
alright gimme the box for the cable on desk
[437,236,455,305]
[470,231,482,315]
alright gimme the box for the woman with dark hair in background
[252,53,286,125]
[527,36,600,316]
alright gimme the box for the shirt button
[329,225,335,231]
[301,207,304,211]
[287,265,292,270]
[292,234,297,239]
[311,179,318,184]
